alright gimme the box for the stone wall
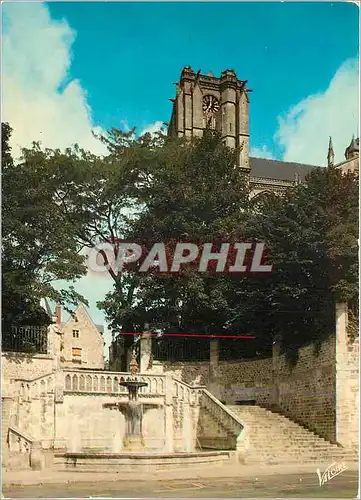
[54,394,166,452]
[335,302,359,448]
[275,336,336,441]
[160,306,359,446]
[163,343,337,441]
[161,361,210,385]
[218,358,274,405]
[2,353,54,384]
[162,357,274,405]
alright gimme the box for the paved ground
[3,465,359,498]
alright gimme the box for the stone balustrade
[172,378,204,405]
[13,370,168,399]
[16,373,55,401]
[63,370,167,396]
[200,389,244,442]
[8,425,33,453]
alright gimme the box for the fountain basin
[119,379,148,400]
[54,451,235,472]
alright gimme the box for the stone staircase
[226,405,358,465]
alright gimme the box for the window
[73,330,79,338]
[72,347,82,358]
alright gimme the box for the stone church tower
[168,66,358,197]
[168,66,251,170]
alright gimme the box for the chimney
[56,301,61,326]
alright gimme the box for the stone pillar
[208,339,221,399]
[182,403,193,452]
[30,441,45,470]
[272,334,282,407]
[2,396,12,464]
[140,333,152,373]
[48,323,62,370]
[164,374,174,452]
[335,302,359,448]
[53,369,65,450]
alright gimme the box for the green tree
[231,166,359,353]
[1,122,87,331]
[98,130,253,354]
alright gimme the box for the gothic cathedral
[168,66,359,198]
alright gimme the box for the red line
[114,332,255,339]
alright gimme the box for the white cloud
[2,2,107,157]
[3,2,112,341]
[140,121,165,136]
[250,145,274,159]
[275,59,359,166]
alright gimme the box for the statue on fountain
[129,349,139,377]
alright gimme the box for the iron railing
[218,338,272,360]
[152,336,210,362]
[2,325,48,354]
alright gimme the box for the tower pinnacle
[327,136,334,167]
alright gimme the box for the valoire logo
[316,462,348,486]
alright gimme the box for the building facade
[168,66,359,197]
[41,299,105,370]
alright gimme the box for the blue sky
[47,1,359,160]
[2,1,359,351]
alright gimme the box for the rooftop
[249,157,319,182]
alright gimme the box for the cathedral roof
[249,157,318,182]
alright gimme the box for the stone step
[218,404,357,465]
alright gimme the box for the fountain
[103,349,159,451]
[56,347,234,471]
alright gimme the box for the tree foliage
[2,123,87,329]
[235,166,359,350]
[3,120,358,361]
[98,130,251,339]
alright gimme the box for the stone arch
[79,375,85,391]
[93,376,99,392]
[86,375,92,392]
[250,189,280,207]
[100,376,105,392]
[114,377,119,392]
[65,375,71,390]
[40,380,46,396]
[47,377,53,393]
[185,388,190,403]
[106,376,112,392]
[151,378,157,394]
[73,374,78,391]
[33,382,39,399]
